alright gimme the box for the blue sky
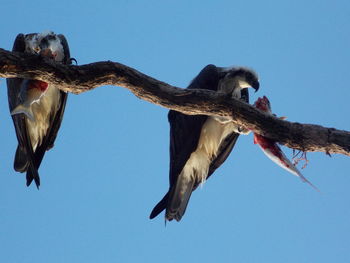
[1,0,350,262]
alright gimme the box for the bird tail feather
[150,192,169,219]
[166,174,195,221]
[14,146,29,172]
[26,167,40,189]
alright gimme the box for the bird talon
[70,58,78,65]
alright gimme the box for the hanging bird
[7,31,73,188]
[11,79,49,121]
[253,96,317,190]
[150,64,259,221]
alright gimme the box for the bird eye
[33,47,41,53]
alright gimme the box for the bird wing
[168,64,221,186]
[7,34,41,186]
[150,64,221,219]
[149,111,207,219]
[168,110,207,185]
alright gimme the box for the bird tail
[26,167,40,189]
[166,173,195,221]
[14,146,29,172]
[14,146,40,189]
[11,104,35,121]
[150,192,169,219]
[150,174,195,222]
[14,145,40,189]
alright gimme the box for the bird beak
[39,48,55,59]
[253,81,260,93]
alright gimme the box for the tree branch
[0,48,349,156]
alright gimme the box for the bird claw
[292,150,309,169]
[69,58,78,65]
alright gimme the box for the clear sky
[1,0,350,262]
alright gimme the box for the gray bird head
[25,31,65,62]
[218,66,259,96]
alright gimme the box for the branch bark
[1,48,349,156]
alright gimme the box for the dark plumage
[150,64,259,221]
[7,32,73,188]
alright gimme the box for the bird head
[230,67,260,92]
[218,67,259,97]
[26,31,65,62]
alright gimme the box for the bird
[7,31,73,188]
[150,64,260,222]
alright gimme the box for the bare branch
[1,48,349,156]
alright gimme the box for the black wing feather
[149,111,207,219]
[168,64,221,183]
[12,34,25,53]
[57,34,72,65]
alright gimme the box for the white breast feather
[180,118,235,185]
[178,75,248,187]
[50,40,64,62]
[26,85,61,150]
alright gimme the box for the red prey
[253,96,318,190]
